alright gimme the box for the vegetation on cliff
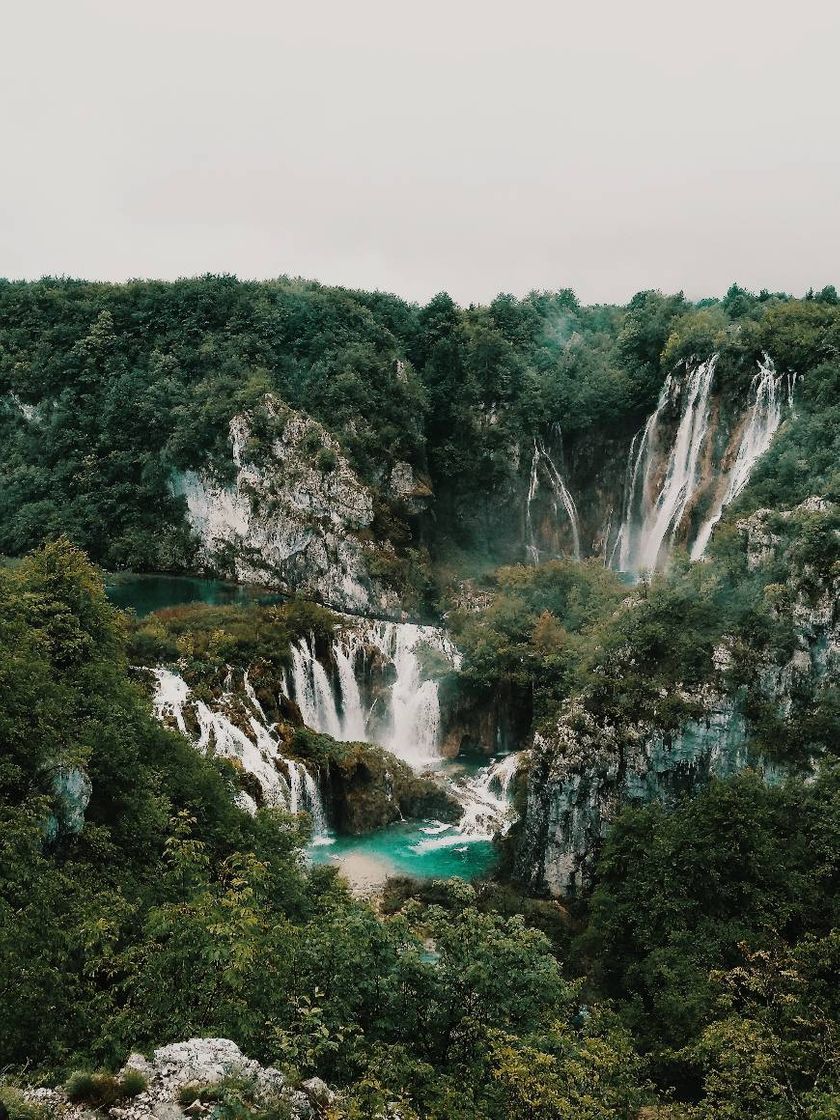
[1,277,838,609]
[2,538,837,1116]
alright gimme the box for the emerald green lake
[309,820,498,889]
[105,572,284,617]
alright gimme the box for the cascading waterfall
[458,752,522,838]
[151,620,522,859]
[617,356,717,573]
[525,437,581,563]
[613,353,794,573]
[411,752,524,853]
[690,355,792,559]
[286,759,330,839]
[150,667,330,837]
[284,620,458,769]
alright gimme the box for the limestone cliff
[170,395,400,613]
[513,500,838,897]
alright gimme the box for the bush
[315,447,338,473]
[0,1087,50,1120]
[65,1069,147,1108]
[119,1068,148,1098]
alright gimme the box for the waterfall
[152,667,191,735]
[283,619,459,770]
[148,667,331,839]
[364,622,446,767]
[411,752,524,853]
[525,438,581,563]
[289,636,342,738]
[332,633,367,741]
[690,355,790,559]
[286,759,330,839]
[458,753,522,838]
[617,356,717,573]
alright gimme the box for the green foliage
[0,1088,50,1120]
[582,770,840,1059]
[127,597,337,682]
[451,560,626,723]
[178,1075,293,1120]
[65,1068,147,1107]
[4,277,834,582]
[686,937,840,1119]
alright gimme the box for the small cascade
[148,667,331,839]
[285,759,330,840]
[152,667,191,735]
[458,753,522,838]
[410,752,524,854]
[525,437,581,563]
[616,356,717,573]
[690,355,792,559]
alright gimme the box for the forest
[1,278,838,1119]
[1,277,837,604]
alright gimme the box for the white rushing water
[150,618,522,855]
[525,437,581,563]
[285,620,460,770]
[690,355,792,559]
[410,752,524,854]
[150,667,331,837]
[614,354,793,573]
[617,356,717,573]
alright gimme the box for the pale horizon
[2,0,838,306]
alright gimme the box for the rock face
[44,765,93,841]
[514,501,838,897]
[171,395,399,613]
[24,1038,328,1119]
[324,741,461,834]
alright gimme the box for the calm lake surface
[105,572,284,617]
[309,820,497,888]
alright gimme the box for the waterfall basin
[308,755,518,891]
[308,819,498,891]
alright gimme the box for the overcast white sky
[1,0,838,306]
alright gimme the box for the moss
[291,728,460,834]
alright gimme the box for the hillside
[1,278,838,1119]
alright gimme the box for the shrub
[315,447,338,473]
[0,1087,50,1120]
[119,1068,148,1098]
[65,1069,147,1108]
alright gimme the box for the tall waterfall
[525,437,581,563]
[613,354,794,573]
[617,356,717,573]
[690,356,791,559]
[284,620,458,769]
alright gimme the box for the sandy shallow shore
[324,849,395,894]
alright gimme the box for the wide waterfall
[690,356,792,559]
[616,356,717,573]
[613,354,792,573]
[284,620,458,769]
[526,437,581,562]
[149,618,521,859]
